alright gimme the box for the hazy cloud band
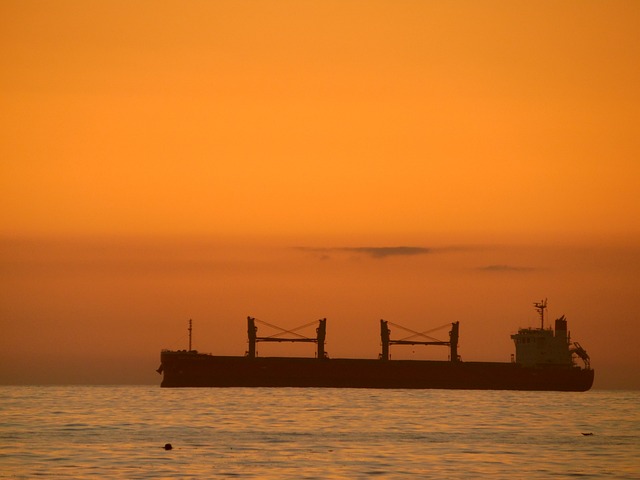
[296,246,431,259]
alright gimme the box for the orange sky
[1,1,639,388]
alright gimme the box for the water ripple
[0,387,638,479]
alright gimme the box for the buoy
[164,443,173,450]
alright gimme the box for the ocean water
[0,386,638,479]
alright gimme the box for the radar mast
[533,299,547,329]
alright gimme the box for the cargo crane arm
[253,318,319,342]
[570,342,591,369]
[380,320,459,362]
[246,317,328,359]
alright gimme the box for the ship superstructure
[511,300,591,369]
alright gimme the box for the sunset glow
[1,1,639,388]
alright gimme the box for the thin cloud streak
[477,264,535,273]
[294,245,483,259]
[343,247,431,258]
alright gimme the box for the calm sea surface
[0,386,638,479]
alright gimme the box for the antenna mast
[188,318,193,351]
[533,299,547,329]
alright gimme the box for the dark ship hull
[159,351,594,391]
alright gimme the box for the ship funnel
[555,315,568,340]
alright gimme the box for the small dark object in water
[164,443,173,450]
[581,432,594,436]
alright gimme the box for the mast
[534,299,547,329]
[188,318,193,351]
[380,320,390,360]
[316,318,327,359]
[449,322,459,362]
[247,317,257,358]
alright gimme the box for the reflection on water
[0,386,638,479]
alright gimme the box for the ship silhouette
[157,301,593,391]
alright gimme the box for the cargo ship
[157,301,594,391]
